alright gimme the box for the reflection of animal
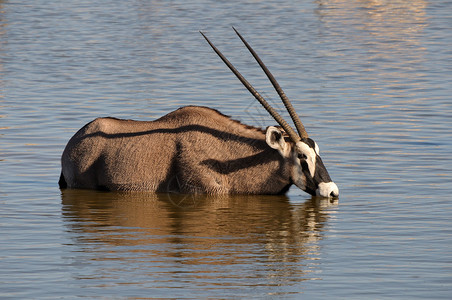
[59,28,338,197]
[61,190,335,275]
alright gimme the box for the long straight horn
[232,27,309,140]
[200,31,300,143]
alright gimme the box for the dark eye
[298,153,307,160]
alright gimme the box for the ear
[266,126,289,156]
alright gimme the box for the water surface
[1,0,451,298]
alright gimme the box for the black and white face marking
[296,139,318,177]
[293,138,339,198]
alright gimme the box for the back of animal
[60,106,278,193]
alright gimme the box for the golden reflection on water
[316,0,427,39]
[316,0,428,101]
[61,190,337,286]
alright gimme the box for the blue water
[1,0,451,298]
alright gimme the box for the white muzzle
[316,182,339,198]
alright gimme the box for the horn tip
[232,26,242,37]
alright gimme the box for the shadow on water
[60,190,337,291]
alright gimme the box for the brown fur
[60,106,294,194]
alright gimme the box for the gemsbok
[59,28,339,198]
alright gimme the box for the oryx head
[201,28,339,198]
